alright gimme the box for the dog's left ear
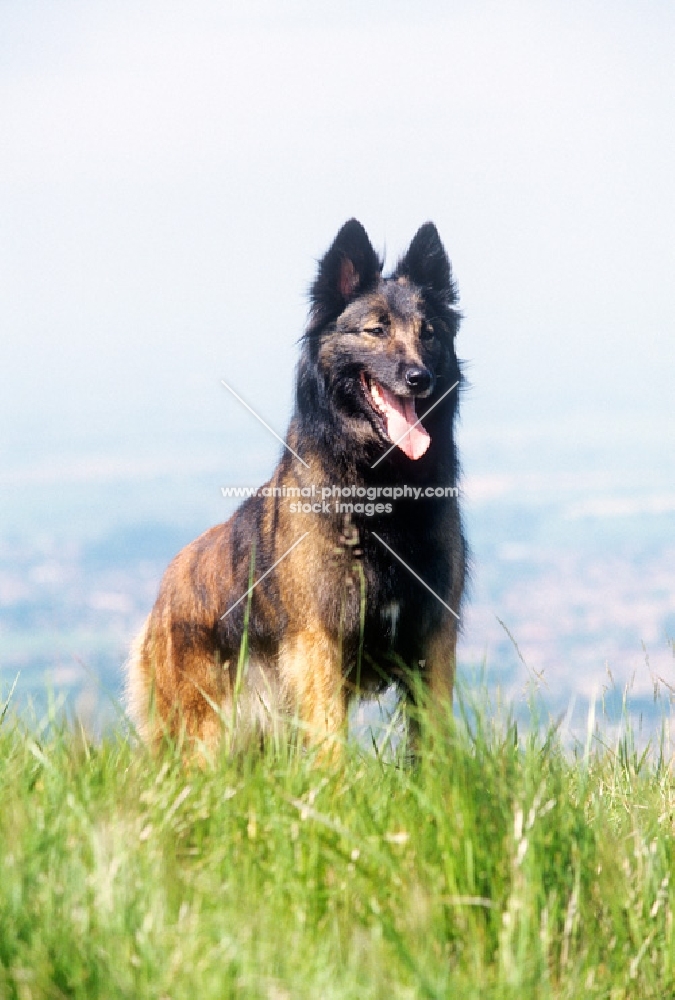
[309,219,381,329]
[395,223,458,307]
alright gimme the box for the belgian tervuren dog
[126,219,465,755]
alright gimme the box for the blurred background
[1,0,674,736]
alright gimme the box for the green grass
[0,685,674,999]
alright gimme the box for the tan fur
[125,524,232,750]
[424,624,458,702]
[279,630,346,740]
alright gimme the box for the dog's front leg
[403,618,458,758]
[278,629,346,753]
[424,616,458,705]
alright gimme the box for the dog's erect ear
[310,219,381,327]
[395,222,457,306]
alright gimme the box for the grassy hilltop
[0,685,673,999]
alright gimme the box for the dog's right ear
[395,223,457,307]
[309,219,381,328]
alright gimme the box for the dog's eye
[420,322,435,341]
[363,325,387,338]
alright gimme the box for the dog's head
[299,220,461,464]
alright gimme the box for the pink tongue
[377,384,431,460]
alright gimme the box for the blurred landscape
[1,1,673,747]
[2,411,673,741]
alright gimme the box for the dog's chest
[380,600,401,642]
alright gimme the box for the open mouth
[360,372,431,460]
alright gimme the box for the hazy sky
[1,0,674,475]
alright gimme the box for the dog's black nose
[405,367,432,393]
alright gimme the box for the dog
[125,219,466,755]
